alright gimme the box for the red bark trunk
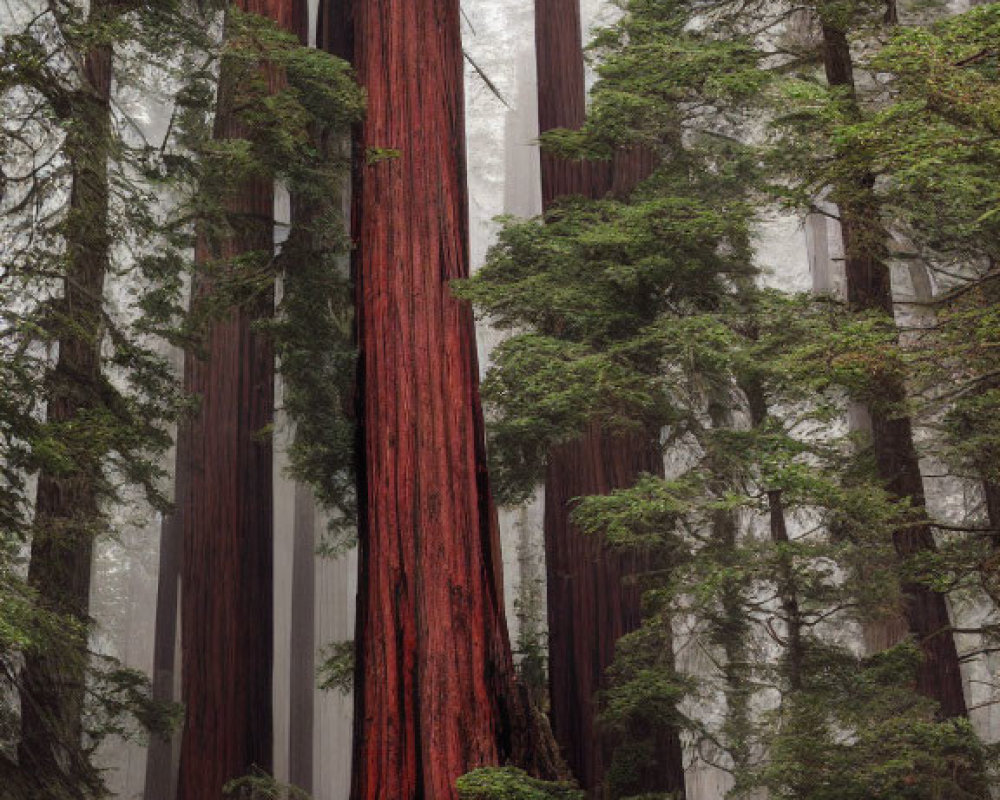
[177,4,305,798]
[821,22,967,719]
[348,1,559,796]
[534,3,684,794]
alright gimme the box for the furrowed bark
[534,2,684,795]
[177,189,275,799]
[349,0,561,796]
[820,20,967,719]
[17,8,112,795]
[177,3,305,797]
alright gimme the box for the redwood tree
[349,0,559,796]
[176,3,306,797]
[534,2,683,793]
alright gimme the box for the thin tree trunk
[534,3,684,795]
[288,485,316,793]
[705,400,752,776]
[143,431,185,800]
[177,3,304,796]
[17,9,113,795]
[820,21,967,719]
[743,380,803,691]
[284,7,315,793]
[984,481,1000,548]
[349,0,561,796]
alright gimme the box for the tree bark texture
[821,22,967,719]
[349,1,561,796]
[535,2,684,795]
[177,3,306,797]
[318,0,353,62]
[17,15,112,797]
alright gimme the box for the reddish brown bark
[348,1,560,796]
[534,3,684,795]
[544,427,686,793]
[821,22,967,719]
[178,204,275,800]
[318,0,352,61]
[176,3,306,798]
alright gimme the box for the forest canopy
[1,0,999,799]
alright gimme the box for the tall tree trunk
[288,485,316,793]
[820,21,967,719]
[534,3,684,795]
[705,400,752,776]
[177,3,304,797]
[743,380,803,692]
[349,0,560,796]
[284,7,316,793]
[984,482,1000,547]
[143,431,185,800]
[17,10,113,796]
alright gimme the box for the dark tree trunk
[544,428,685,795]
[743,380,803,691]
[177,3,306,797]
[285,6,316,793]
[705,400,752,775]
[17,14,112,796]
[318,0,353,61]
[288,485,316,793]
[984,481,1000,548]
[348,0,561,796]
[534,3,684,795]
[177,205,275,800]
[143,428,185,800]
[535,0,610,208]
[820,22,967,719]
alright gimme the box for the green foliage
[542,0,770,156]
[0,1,363,795]
[0,0,221,792]
[224,768,312,799]
[749,643,992,799]
[455,169,755,502]
[85,659,183,743]
[191,8,364,538]
[464,0,999,795]
[456,767,584,800]
[317,640,355,695]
